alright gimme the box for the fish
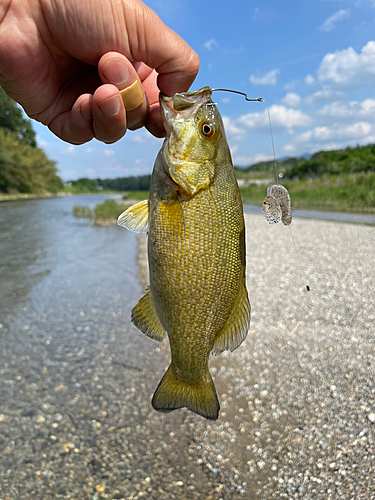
[118,86,250,420]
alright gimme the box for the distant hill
[235,144,375,179]
[71,143,375,194]
[69,175,151,192]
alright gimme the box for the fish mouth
[160,86,213,134]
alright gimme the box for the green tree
[0,87,37,147]
[0,129,63,193]
[70,178,98,192]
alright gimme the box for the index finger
[127,3,200,96]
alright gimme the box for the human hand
[0,0,199,144]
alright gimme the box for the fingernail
[80,99,92,120]
[102,59,130,87]
[99,95,121,117]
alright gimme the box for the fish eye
[201,123,215,137]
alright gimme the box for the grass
[239,172,375,213]
[94,199,128,223]
[73,199,130,225]
[73,173,375,221]
[72,205,94,218]
[0,192,61,202]
[122,191,149,200]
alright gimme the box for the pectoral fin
[212,279,251,355]
[117,200,149,233]
[131,288,166,342]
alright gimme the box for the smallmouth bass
[118,86,250,420]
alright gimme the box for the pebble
[0,215,374,500]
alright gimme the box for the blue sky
[34,0,375,180]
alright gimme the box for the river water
[0,195,374,500]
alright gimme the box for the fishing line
[211,86,310,291]
[265,102,310,292]
[265,103,279,184]
[288,226,310,292]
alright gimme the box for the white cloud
[283,143,296,154]
[236,105,311,132]
[62,169,77,180]
[223,116,247,140]
[232,153,272,167]
[249,69,280,86]
[86,147,93,153]
[102,162,127,173]
[103,149,115,157]
[294,122,372,143]
[305,87,344,105]
[305,74,315,85]
[61,145,75,154]
[319,9,349,32]
[284,82,295,91]
[318,98,375,120]
[317,40,375,85]
[36,136,48,148]
[203,39,218,50]
[281,93,301,107]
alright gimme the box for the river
[0,195,374,499]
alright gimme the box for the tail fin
[152,366,220,421]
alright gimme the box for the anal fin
[212,277,251,355]
[131,288,166,342]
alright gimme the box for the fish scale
[118,87,251,420]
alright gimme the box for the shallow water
[0,195,374,500]
[0,195,143,326]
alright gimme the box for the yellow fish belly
[144,159,250,420]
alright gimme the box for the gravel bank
[0,214,374,499]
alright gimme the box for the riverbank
[0,192,70,202]
[0,197,374,499]
[239,173,375,214]
[2,172,375,215]
[134,213,375,499]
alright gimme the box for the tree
[0,129,63,193]
[0,87,36,146]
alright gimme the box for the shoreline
[0,192,72,202]
[0,206,374,499]
[2,190,375,227]
[132,213,375,498]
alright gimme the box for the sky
[33,0,375,181]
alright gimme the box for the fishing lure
[213,88,309,291]
[263,184,292,226]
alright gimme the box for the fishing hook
[211,88,264,102]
